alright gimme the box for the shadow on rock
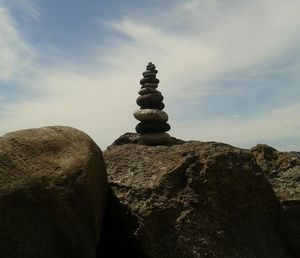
[96,187,147,258]
[278,200,300,257]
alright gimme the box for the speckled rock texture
[0,126,108,258]
[101,139,292,258]
[251,144,300,256]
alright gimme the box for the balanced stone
[146,63,156,69]
[140,102,165,110]
[138,87,161,96]
[134,109,168,123]
[140,133,171,146]
[141,83,158,89]
[143,72,157,78]
[140,77,159,85]
[143,70,157,76]
[136,93,164,107]
[136,122,170,134]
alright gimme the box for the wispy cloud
[0,0,40,22]
[175,103,300,150]
[0,7,36,82]
[0,0,300,150]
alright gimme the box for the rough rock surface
[251,144,300,201]
[251,144,300,256]
[0,126,107,258]
[102,140,291,258]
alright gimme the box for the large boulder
[0,126,107,258]
[101,136,291,257]
[251,144,300,257]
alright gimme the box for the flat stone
[134,109,168,123]
[140,77,159,85]
[142,72,156,78]
[140,102,165,110]
[135,122,171,133]
[141,83,158,89]
[146,64,156,70]
[136,93,164,107]
[138,87,161,96]
[140,133,171,146]
[143,70,157,76]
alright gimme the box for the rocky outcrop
[251,144,300,202]
[251,144,300,256]
[102,137,291,258]
[0,126,107,258]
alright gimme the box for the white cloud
[0,74,138,149]
[1,0,300,150]
[174,103,300,151]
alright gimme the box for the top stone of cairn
[140,62,160,87]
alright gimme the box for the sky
[0,0,300,151]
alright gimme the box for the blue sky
[0,0,300,150]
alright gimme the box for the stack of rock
[134,62,171,145]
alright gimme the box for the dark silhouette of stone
[140,77,160,85]
[136,93,164,107]
[135,122,171,133]
[139,102,165,110]
[138,87,161,96]
[141,83,158,89]
[143,70,158,76]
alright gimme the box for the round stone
[140,77,159,85]
[140,133,171,146]
[141,83,158,89]
[140,102,165,110]
[146,64,156,70]
[143,70,157,76]
[136,93,164,107]
[135,122,171,133]
[134,109,168,123]
[142,72,156,78]
[138,87,161,96]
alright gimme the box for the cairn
[134,62,171,145]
